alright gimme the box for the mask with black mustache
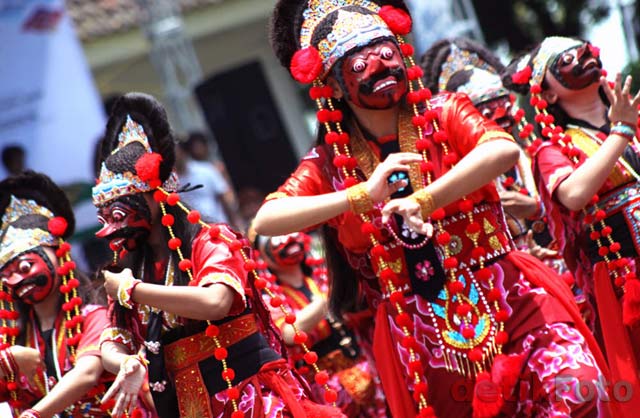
[96,195,152,252]
[551,44,602,90]
[357,67,406,96]
[1,247,56,304]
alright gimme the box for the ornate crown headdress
[0,175,84,406]
[0,196,56,267]
[92,115,178,207]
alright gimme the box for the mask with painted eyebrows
[0,247,56,304]
[335,39,408,110]
[96,194,152,252]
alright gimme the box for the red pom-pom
[187,210,201,224]
[315,370,329,385]
[436,232,451,245]
[285,313,297,324]
[468,348,484,363]
[55,242,72,257]
[443,257,458,270]
[214,347,228,360]
[222,368,236,381]
[461,326,475,339]
[495,331,509,345]
[294,331,308,345]
[178,259,192,271]
[270,296,283,308]
[153,190,167,203]
[206,324,220,337]
[231,411,245,418]
[254,278,267,290]
[48,217,68,237]
[227,387,240,400]
[161,214,175,227]
[379,6,412,35]
[324,389,338,403]
[168,238,182,250]
[472,247,487,259]
[131,409,144,418]
[304,351,318,365]
[390,291,405,304]
[135,152,163,187]
[290,47,323,84]
[166,193,180,206]
[448,281,464,294]
[400,43,414,56]
[511,66,532,85]
[244,259,257,271]
[208,225,221,240]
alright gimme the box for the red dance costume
[268,93,607,417]
[101,226,341,418]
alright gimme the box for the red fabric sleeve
[535,143,575,199]
[440,93,514,158]
[191,226,247,316]
[265,147,333,201]
[76,305,109,359]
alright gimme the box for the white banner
[0,0,105,185]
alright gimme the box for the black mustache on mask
[359,67,406,95]
[104,226,150,242]
[13,274,49,297]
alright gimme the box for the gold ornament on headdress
[0,196,56,267]
[93,115,179,206]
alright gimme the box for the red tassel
[623,279,640,326]
[290,47,323,84]
[491,353,524,398]
[472,372,503,418]
[135,152,163,186]
[48,217,68,237]
[511,66,532,85]
[379,6,412,35]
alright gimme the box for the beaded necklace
[298,9,513,416]
[511,69,640,326]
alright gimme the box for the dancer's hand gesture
[101,355,146,417]
[366,152,422,203]
[103,268,135,299]
[381,197,434,237]
[601,73,640,126]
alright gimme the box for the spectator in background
[1,145,26,177]
[175,140,241,227]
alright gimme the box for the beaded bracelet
[610,124,636,142]
[408,188,436,219]
[19,409,42,418]
[346,183,374,214]
[116,276,142,309]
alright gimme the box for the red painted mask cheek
[2,251,55,304]
[477,97,514,130]
[97,200,152,250]
[552,46,601,90]
[266,234,306,267]
[339,42,408,110]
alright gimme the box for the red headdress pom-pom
[290,47,323,84]
[379,6,412,36]
[135,152,163,188]
[48,217,68,237]
[511,65,532,85]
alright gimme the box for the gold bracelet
[408,188,436,219]
[117,275,141,310]
[346,183,374,214]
